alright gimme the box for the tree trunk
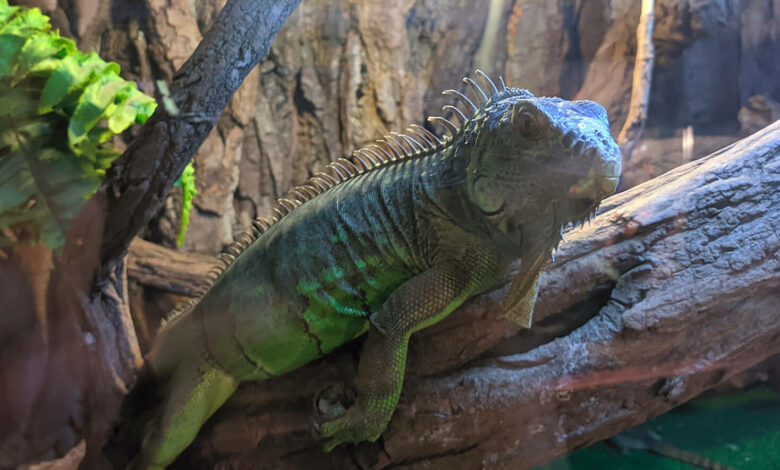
[141,121,780,469]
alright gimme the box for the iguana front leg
[321,241,501,450]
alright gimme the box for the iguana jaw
[555,152,621,232]
[568,175,619,199]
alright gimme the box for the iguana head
[461,89,621,254]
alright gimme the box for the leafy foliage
[173,162,196,246]
[0,1,156,249]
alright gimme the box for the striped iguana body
[133,72,621,469]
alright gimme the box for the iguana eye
[516,111,541,140]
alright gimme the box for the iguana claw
[320,403,385,451]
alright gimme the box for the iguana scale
[130,71,621,469]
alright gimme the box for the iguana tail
[105,362,163,469]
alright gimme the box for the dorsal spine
[164,70,515,323]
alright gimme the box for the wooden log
[127,239,214,297]
[123,122,780,469]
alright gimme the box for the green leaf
[174,162,197,246]
[13,32,75,82]
[0,139,101,247]
[0,84,37,118]
[0,5,49,36]
[87,123,114,145]
[108,90,157,133]
[39,53,119,113]
[0,3,157,249]
[107,98,137,133]
[0,2,20,25]
[0,34,27,76]
[0,148,37,213]
[0,5,52,76]
[68,73,128,151]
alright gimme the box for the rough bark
[98,0,302,269]
[137,121,780,469]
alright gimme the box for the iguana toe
[319,405,384,451]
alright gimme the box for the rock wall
[14,0,779,253]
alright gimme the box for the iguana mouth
[551,197,602,234]
[567,175,619,200]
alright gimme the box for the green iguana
[129,71,621,469]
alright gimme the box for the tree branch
[127,239,213,297]
[163,122,780,469]
[98,0,302,274]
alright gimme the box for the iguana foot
[319,402,388,451]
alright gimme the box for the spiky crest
[164,70,518,324]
